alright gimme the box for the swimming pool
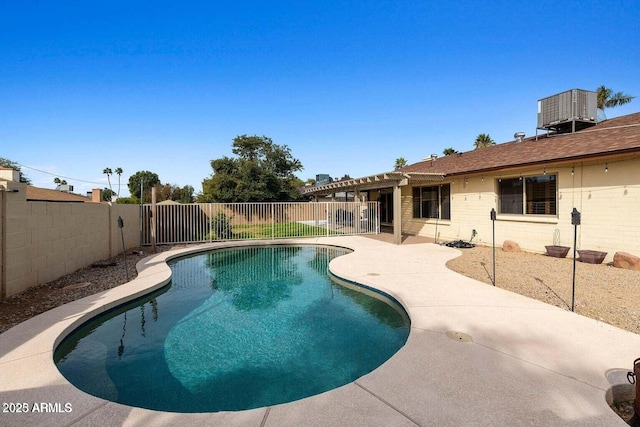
[54,245,410,413]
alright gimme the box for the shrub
[211,212,233,240]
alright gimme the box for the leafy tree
[340,174,352,180]
[0,157,31,184]
[443,147,458,156]
[155,183,195,203]
[201,135,304,202]
[128,171,161,202]
[473,133,495,150]
[102,188,116,201]
[115,196,140,204]
[290,177,305,187]
[394,158,408,170]
[153,183,171,202]
[305,178,316,185]
[596,85,635,111]
[171,184,195,203]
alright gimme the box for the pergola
[303,171,444,244]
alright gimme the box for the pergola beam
[303,171,445,244]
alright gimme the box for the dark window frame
[412,184,451,220]
[497,174,557,216]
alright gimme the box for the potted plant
[545,245,570,258]
[545,229,570,258]
[578,250,608,264]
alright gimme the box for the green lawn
[232,222,340,239]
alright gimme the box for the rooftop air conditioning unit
[537,89,597,133]
[315,174,332,186]
[56,184,74,192]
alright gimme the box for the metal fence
[141,202,379,246]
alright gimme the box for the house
[304,111,640,261]
[25,186,95,203]
[0,167,109,203]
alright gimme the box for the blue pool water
[54,245,410,413]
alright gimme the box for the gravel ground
[0,246,182,334]
[446,245,640,335]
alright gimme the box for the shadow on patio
[363,228,435,245]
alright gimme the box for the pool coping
[1,236,638,426]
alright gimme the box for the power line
[17,163,108,186]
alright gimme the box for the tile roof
[26,186,93,202]
[399,112,640,176]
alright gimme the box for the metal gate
[141,202,379,246]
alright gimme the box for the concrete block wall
[110,204,143,257]
[0,180,140,299]
[1,181,28,299]
[27,201,111,287]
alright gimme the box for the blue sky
[2,1,639,197]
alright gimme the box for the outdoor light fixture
[490,208,497,286]
[571,207,581,312]
[543,167,546,175]
[605,163,609,172]
[117,216,129,281]
[571,166,575,176]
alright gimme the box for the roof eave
[303,172,445,196]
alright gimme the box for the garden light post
[118,216,129,282]
[571,208,581,312]
[490,208,496,286]
[139,179,144,250]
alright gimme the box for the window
[498,174,556,215]
[498,178,523,214]
[412,184,451,220]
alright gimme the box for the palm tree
[103,168,113,194]
[474,134,495,150]
[443,147,458,156]
[394,157,408,170]
[115,167,123,198]
[53,177,68,188]
[596,85,635,111]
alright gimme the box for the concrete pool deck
[0,236,638,426]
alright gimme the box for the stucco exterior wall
[0,181,140,298]
[403,154,640,262]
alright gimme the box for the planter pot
[545,245,570,258]
[578,250,608,264]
